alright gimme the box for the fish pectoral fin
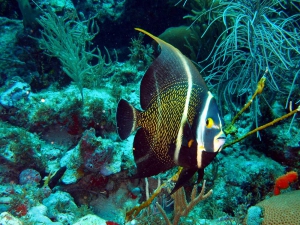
[182,120,194,147]
[168,144,197,168]
[133,128,174,178]
[168,121,197,168]
[170,167,197,195]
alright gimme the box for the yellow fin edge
[134,27,168,47]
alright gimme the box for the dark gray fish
[116,28,226,194]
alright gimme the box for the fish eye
[206,118,214,128]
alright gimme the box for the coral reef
[0,77,31,108]
[185,0,300,133]
[0,0,299,224]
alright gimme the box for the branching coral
[156,180,212,225]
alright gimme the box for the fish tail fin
[116,99,141,140]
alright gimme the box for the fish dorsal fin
[135,28,208,110]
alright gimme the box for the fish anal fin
[201,151,218,168]
[197,168,204,184]
[170,167,197,195]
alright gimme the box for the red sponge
[274,171,298,195]
[285,171,298,182]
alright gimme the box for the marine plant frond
[186,0,300,129]
[222,66,300,146]
[174,0,188,7]
[36,7,109,101]
[183,0,222,29]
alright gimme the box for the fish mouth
[213,132,226,152]
[217,136,226,149]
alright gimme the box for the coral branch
[225,69,267,135]
[125,168,182,222]
[156,180,213,225]
[224,105,300,148]
[125,182,165,222]
[173,180,212,225]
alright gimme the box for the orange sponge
[274,171,298,195]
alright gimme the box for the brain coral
[249,190,300,225]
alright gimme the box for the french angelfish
[116,28,226,194]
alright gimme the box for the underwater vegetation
[36,8,112,101]
[183,0,300,133]
[0,0,299,224]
